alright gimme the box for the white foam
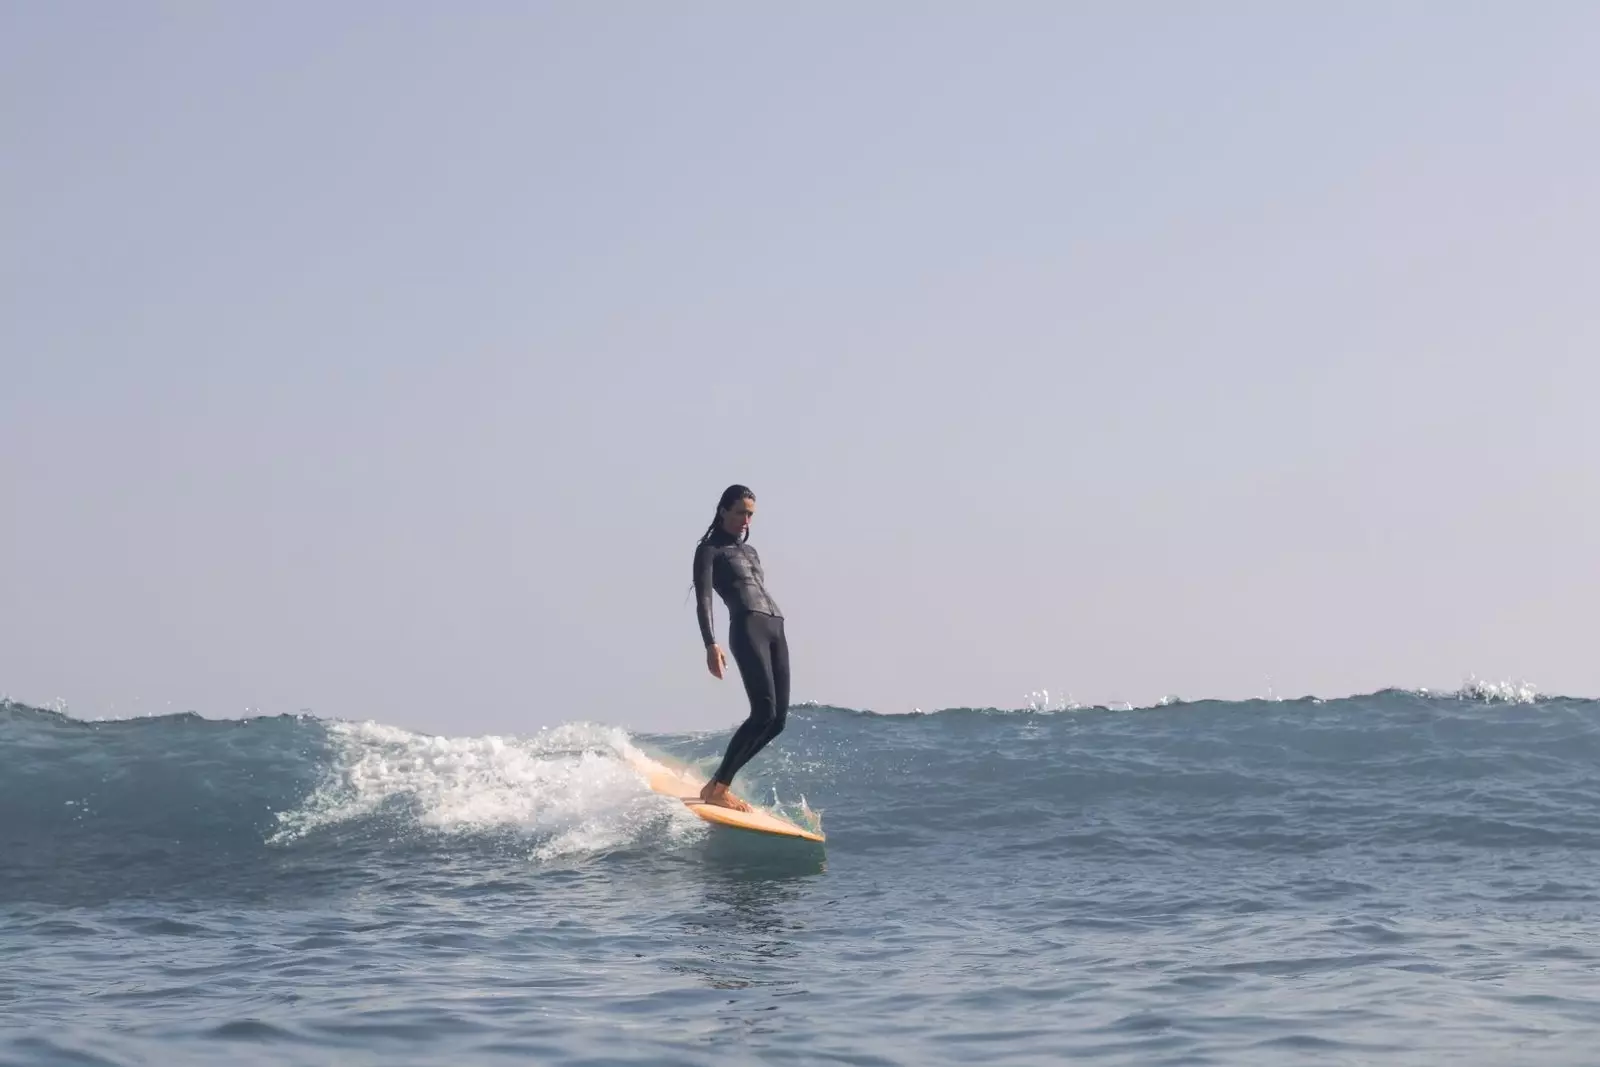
[1452,675,1543,705]
[1025,689,1081,712]
[270,719,705,855]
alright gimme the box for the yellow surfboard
[626,749,824,843]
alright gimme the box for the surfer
[692,484,788,812]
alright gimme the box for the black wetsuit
[693,529,788,786]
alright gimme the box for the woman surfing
[691,484,789,812]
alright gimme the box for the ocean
[3,685,1598,1066]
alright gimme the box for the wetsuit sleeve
[693,542,716,646]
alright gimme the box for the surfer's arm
[693,542,717,647]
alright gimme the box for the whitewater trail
[272,720,711,858]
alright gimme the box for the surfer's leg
[712,614,786,785]
[740,617,789,758]
[709,613,779,791]
[767,617,790,742]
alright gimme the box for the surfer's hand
[705,644,726,679]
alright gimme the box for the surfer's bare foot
[699,781,752,812]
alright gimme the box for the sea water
[4,686,1599,1065]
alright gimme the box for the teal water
[4,689,1599,1065]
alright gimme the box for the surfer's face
[720,497,755,538]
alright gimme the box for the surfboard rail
[625,749,824,843]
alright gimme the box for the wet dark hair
[697,484,755,546]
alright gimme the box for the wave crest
[270,720,704,859]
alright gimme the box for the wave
[270,719,706,860]
[6,671,1560,731]
[797,676,1556,718]
[0,703,734,906]
[3,676,1596,906]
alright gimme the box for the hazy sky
[4,5,1596,735]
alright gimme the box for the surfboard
[625,749,824,843]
